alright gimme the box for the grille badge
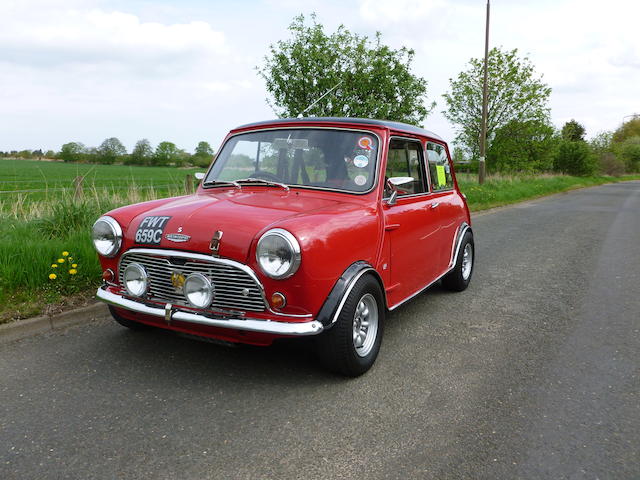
[171,271,186,293]
[166,233,191,242]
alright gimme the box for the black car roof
[234,117,443,141]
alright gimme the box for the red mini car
[93,118,474,376]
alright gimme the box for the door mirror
[194,172,205,180]
[386,190,398,206]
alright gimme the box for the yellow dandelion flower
[51,264,58,268]
[72,264,78,268]
[69,269,77,275]
[62,251,69,257]
[57,258,65,263]
[49,273,57,280]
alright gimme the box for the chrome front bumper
[96,288,324,336]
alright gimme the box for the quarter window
[426,142,454,191]
[384,139,427,197]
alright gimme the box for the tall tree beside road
[257,14,433,125]
[97,137,126,165]
[443,47,552,160]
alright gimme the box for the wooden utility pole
[479,0,490,184]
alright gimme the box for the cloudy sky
[1,0,638,153]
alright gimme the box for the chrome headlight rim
[256,228,302,280]
[183,273,214,309]
[123,262,148,297]
[92,215,123,258]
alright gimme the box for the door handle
[430,202,440,209]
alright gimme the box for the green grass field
[0,158,199,207]
[0,159,638,323]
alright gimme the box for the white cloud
[0,6,227,71]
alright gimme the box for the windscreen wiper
[235,178,290,191]
[202,179,241,189]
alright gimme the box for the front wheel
[316,275,384,376]
[442,231,474,292]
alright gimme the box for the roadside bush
[553,140,597,176]
[193,155,212,168]
[616,136,640,172]
[598,152,625,177]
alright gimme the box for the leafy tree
[45,150,56,159]
[154,141,180,166]
[561,119,586,142]
[193,141,214,168]
[97,137,126,164]
[488,119,557,173]
[612,117,640,143]
[616,136,640,172]
[257,13,433,125]
[554,140,597,176]
[59,142,86,163]
[129,139,154,165]
[443,47,552,161]
[590,130,613,156]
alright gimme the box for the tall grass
[0,183,187,322]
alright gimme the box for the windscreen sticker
[353,155,369,168]
[436,165,446,187]
[354,174,367,186]
[135,216,171,245]
[357,136,374,151]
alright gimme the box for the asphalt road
[1,181,639,480]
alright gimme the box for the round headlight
[92,216,122,258]
[256,228,301,279]
[123,263,148,297]
[184,273,214,308]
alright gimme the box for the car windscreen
[204,128,379,193]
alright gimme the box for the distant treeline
[0,138,215,168]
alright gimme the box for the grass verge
[1,172,639,324]
[458,173,640,211]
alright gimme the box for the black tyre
[442,231,474,292]
[109,306,151,331]
[316,275,384,376]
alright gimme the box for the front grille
[119,251,266,312]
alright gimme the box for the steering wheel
[251,170,282,182]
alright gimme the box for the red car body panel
[96,118,471,345]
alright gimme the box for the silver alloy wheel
[352,293,379,357]
[461,243,473,280]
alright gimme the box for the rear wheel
[316,275,384,376]
[442,231,474,292]
[109,306,151,331]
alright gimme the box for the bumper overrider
[97,287,324,336]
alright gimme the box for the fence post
[184,174,194,194]
[73,176,84,200]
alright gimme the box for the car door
[383,138,442,305]
[426,140,460,273]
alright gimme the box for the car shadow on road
[100,321,347,385]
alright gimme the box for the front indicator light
[270,292,286,309]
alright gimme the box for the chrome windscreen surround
[117,248,266,312]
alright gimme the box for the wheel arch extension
[316,261,386,328]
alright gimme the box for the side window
[427,142,454,191]
[385,139,427,197]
